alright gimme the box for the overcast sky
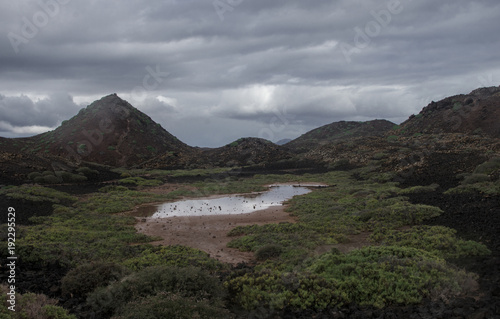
[1,0,499,147]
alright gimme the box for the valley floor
[1,165,499,318]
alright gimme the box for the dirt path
[135,205,297,264]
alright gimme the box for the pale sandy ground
[135,205,296,264]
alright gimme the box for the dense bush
[474,157,500,175]
[87,266,227,318]
[76,167,100,179]
[122,245,226,272]
[111,292,233,319]
[28,172,42,180]
[255,244,283,261]
[369,226,491,259]
[61,262,131,298]
[57,171,88,183]
[461,173,490,185]
[398,183,439,194]
[34,175,61,184]
[0,285,76,319]
[0,185,77,204]
[361,203,442,229]
[227,246,478,311]
[17,208,151,267]
[310,246,476,308]
[76,189,169,214]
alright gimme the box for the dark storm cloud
[0,0,499,146]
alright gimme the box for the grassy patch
[16,207,152,267]
[226,246,478,311]
[87,266,228,318]
[0,185,77,204]
[369,226,491,259]
[122,245,227,272]
[1,285,76,319]
[119,176,163,187]
[75,189,169,214]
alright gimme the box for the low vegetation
[121,245,226,272]
[1,285,76,319]
[445,157,500,195]
[0,166,492,317]
[87,265,231,318]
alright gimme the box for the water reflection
[143,185,313,218]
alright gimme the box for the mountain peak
[32,94,191,166]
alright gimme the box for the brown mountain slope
[142,137,292,169]
[398,86,500,137]
[285,119,396,153]
[29,94,192,167]
[203,137,292,167]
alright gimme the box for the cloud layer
[1,0,499,146]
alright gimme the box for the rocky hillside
[203,137,292,167]
[398,86,500,137]
[142,137,292,169]
[285,119,396,153]
[28,94,192,167]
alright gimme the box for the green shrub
[307,246,477,308]
[0,285,76,319]
[327,159,350,170]
[56,171,88,183]
[0,185,77,204]
[111,292,233,319]
[87,266,226,317]
[369,226,491,258]
[28,172,42,180]
[474,157,500,174]
[362,203,442,229]
[61,262,131,298]
[108,146,116,151]
[372,153,387,160]
[42,171,55,176]
[34,175,61,184]
[40,305,77,319]
[76,167,99,178]
[398,184,439,194]
[122,246,225,272]
[461,174,490,185]
[255,244,283,261]
[120,172,132,178]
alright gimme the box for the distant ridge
[398,86,500,138]
[285,119,396,153]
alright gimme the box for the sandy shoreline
[133,182,329,264]
[135,204,297,264]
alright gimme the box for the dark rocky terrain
[398,86,500,138]
[284,119,396,153]
[0,94,192,170]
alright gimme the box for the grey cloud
[0,92,80,128]
[0,0,499,146]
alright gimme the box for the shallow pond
[136,185,320,218]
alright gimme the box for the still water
[138,185,315,218]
